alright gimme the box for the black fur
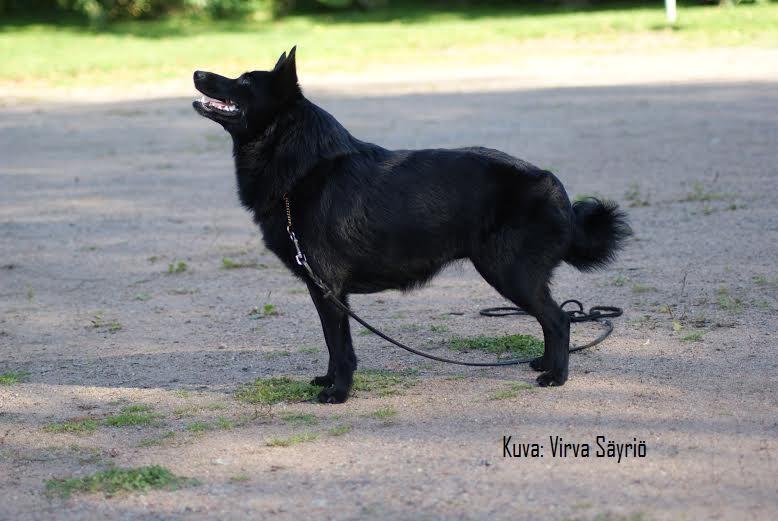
[193,47,631,403]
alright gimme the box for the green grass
[352,368,418,397]
[624,182,650,207]
[104,405,160,427]
[249,303,279,318]
[448,334,544,358]
[489,382,534,400]
[266,432,318,447]
[682,181,733,202]
[279,412,318,425]
[367,406,398,421]
[90,314,124,332]
[45,465,196,498]
[2,3,777,89]
[0,370,30,385]
[44,418,99,434]
[235,376,319,405]
[327,424,351,436]
[222,257,263,269]
[185,421,211,432]
[631,284,656,294]
[167,260,187,274]
[681,331,704,342]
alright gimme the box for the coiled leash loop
[283,194,622,366]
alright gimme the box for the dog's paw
[317,385,349,404]
[536,371,567,387]
[529,357,546,372]
[310,375,334,387]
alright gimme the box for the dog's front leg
[306,281,356,403]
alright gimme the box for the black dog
[193,47,630,403]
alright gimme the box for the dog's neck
[232,98,359,217]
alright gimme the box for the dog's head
[192,46,300,138]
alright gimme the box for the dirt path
[1,59,777,520]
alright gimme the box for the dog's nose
[193,70,207,82]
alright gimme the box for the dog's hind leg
[306,281,357,403]
[471,255,570,387]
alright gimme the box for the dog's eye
[238,76,252,87]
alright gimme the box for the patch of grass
[612,275,627,287]
[367,407,397,421]
[222,257,263,270]
[266,432,318,447]
[185,422,210,432]
[751,274,768,285]
[448,334,544,358]
[169,287,198,295]
[45,465,196,499]
[279,412,318,426]
[235,377,319,405]
[327,424,351,437]
[681,331,704,342]
[624,182,650,207]
[173,390,191,398]
[717,287,745,313]
[249,303,279,318]
[214,417,235,430]
[352,368,418,397]
[357,328,374,336]
[134,292,151,301]
[104,405,160,427]
[298,346,320,354]
[121,405,152,413]
[229,474,251,483]
[489,382,534,400]
[631,284,656,294]
[206,402,227,410]
[44,418,99,435]
[167,260,187,274]
[0,370,29,385]
[90,313,124,332]
[173,406,197,417]
[430,324,450,333]
[682,181,732,202]
[3,3,778,90]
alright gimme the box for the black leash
[283,195,622,367]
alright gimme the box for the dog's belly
[344,255,460,294]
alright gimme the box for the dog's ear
[273,46,298,92]
[273,51,287,71]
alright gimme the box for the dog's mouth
[194,94,240,117]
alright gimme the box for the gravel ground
[1,53,777,520]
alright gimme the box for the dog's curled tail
[564,198,631,272]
